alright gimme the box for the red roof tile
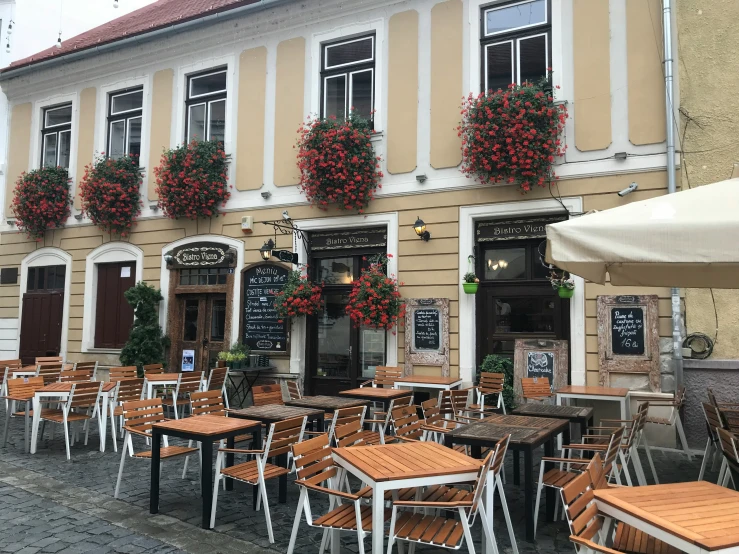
[4,0,261,73]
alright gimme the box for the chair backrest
[292,433,336,487]
[717,428,739,465]
[328,405,365,444]
[252,383,284,406]
[0,359,22,382]
[421,396,444,427]
[491,434,511,478]
[73,361,98,378]
[115,378,145,404]
[36,356,63,364]
[602,426,626,476]
[121,398,167,437]
[469,449,496,518]
[373,366,402,388]
[69,381,104,408]
[59,369,94,383]
[478,372,505,395]
[6,376,44,399]
[702,402,725,441]
[391,404,425,441]
[561,454,604,541]
[190,389,226,416]
[707,388,718,407]
[334,419,368,447]
[720,407,739,434]
[207,367,228,392]
[286,380,302,400]
[623,402,649,448]
[264,416,306,458]
[143,364,164,376]
[176,371,204,395]
[109,366,138,382]
[36,363,64,385]
[521,377,552,399]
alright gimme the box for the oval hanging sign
[166,242,235,269]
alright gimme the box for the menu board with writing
[513,339,568,399]
[611,307,645,355]
[413,308,441,351]
[242,263,289,353]
[526,351,554,383]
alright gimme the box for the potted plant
[346,254,405,332]
[230,342,250,369]
[463,272,480,294]
[217,351,233,369]
[549,268,575,299]
[12,167,72,240]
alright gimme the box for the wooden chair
[287,433,392,554]
[206,367,230,409]
[114,398,197,498]
[210,416,307,542]
[286,380,301,400]
[73,361,98,380]
[699,401,726,482]
[109,378,145,450]
[562,454,682,554]
[534,426,625,536]
[368,394,414,439]
[143,363,164,374]
[0,359,22,411]
[2,376,44,448]
[421,396,467,444]
[251,383,284,406]
[162,371,204,419]
[717,428,739,488]
[386,449,496,554]
[390,404,426,442]
[360,366,402,388]
[644,385,692,461]
[521,377,554,402]
[470,372,506,415]
[36,363,64,385]
[109,366,138,382]
[36,356,63,364]
[38,381,103,460]
[59,369,94,382]
[330,405,387,446]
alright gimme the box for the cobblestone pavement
[0,403,716,554]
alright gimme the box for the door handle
[202,337,209,346]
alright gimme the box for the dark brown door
[19,265,66,365]
[178,294,226,373]
[95,262,136,348]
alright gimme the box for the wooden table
[556,385,631,420]
[228,404,325,506]
[339,388,413,414]
[332,442,494,554]
[512,403,594,441]
[445,414,569,541]
[30,381,117,454]
[144,373,181,400]
[393,375,463,391]
[594,481,739,554]
[150,414,261,529]
[285,395,370,413]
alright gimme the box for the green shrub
[119,282,170,375]
[480,354,515,411]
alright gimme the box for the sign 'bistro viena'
[166,242,235,269]
[477,216,567,242]
[310,227,387,251]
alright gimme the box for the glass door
[178,294,227,373]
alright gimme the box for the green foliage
[218,342,251,362]
[119,282,170,374]
[463,272,478,284]
[480,354,516,410]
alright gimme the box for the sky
[9,0,157,61]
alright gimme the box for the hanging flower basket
[297,112,383,213]
[463,270,480,294]
[557,286,574,299]
[550,268,575,298]
[79,154,143,237]
[12,167,72,241]
[154,139,230,220]
[346,254,405,331]
[458,76,568,193]
[274,270,323,322]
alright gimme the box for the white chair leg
[109,404,118,453]
[641,433,659,484]
[620,451,634,486]
[182,440,193,478]
[114,443,127,498]
[478,503,499,554]
[718,458,728,486]
[354,502,366,554]
[62,419,71,460]
[533,464,545,536]
[260,480,275,543]
[675,417,692,461]
[698,438,712,481]
[460,511,476,554]
[287,488,306,554]
[497,478,518,554]
[2,406,11,447]
[386,507,398,554]
[210,452,223,528]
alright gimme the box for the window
[41,104,72,168]
[186,69,227,142]
[107,88,143,160]
[481,0,550,92]
[321,35,375,121]
[27,265,66,292]
[94,262,135,349]
[179,267,230,286]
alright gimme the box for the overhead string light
[56,0,63,49]
[113,0,119,7]
[7,20,13,35]
[5,36,10,54]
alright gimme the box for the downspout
[663,0,683,390]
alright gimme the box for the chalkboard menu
[242,263,289,353]
[611,307,645,355]
[413,309,441,351]
[526,351,554,383]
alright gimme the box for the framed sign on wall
[241,262,290,354]
[513,339,569,400]
[404,298,450,376]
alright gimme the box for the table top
[37,382,116,394]
[285,395,370,411]
[394,376,462,386]
[556,385,630,398]
[333,441,481,482]
[152,414,260,437]
[450,414,569,447]
[594,481,739,551]
[512,403,593,419]
[229,404,324,423]
[339,387,414,400]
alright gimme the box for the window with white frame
[321,35,375,122]
[481,0,550,92]
[186,69,226,142]
[107,88,143,161]
[41,104,72,168]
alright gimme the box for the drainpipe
[663,0,683,391]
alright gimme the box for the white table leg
[147,382,153,400]
[30,395,41,454]
[372,482,386,554]
[621,398,628,420]
[100,393,109,452]
[24,402,30,453]
[483,471,495,554]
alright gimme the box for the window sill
[84,348,123,355]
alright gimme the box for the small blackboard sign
[242,263,289,353]
[526,351,554,384]
[413,309,441,351]
[610,307,645,356]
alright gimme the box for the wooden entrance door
[19,265,66,365]
[177,294,227,373]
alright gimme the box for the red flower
[274,271,323,321]
[12,167,72,240]
[345,254,405,331]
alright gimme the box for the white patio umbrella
[545,178,739,288]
